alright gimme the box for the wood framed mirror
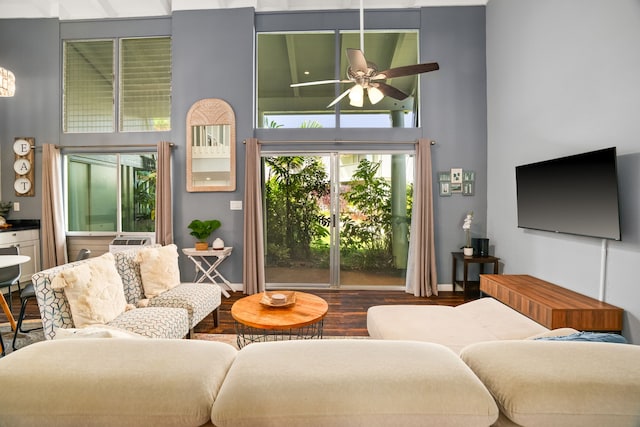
[186,99,236,192]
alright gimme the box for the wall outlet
[13,202,20,212]
[230,200,242,210]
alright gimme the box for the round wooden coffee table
[231,291,328,348]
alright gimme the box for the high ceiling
[0,0,487,20]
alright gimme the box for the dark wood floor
[2,288,464,337]
[194,289,464,336]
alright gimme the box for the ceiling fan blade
[373,62,440,80]
[327,87,353,108]
[346,48,368,73]
[291,79,349,88]
[375,82,409,100]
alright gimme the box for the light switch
[230,200,242,210]
[13,202,20,212]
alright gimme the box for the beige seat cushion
[460,340,640,426]
[212,339,498,427]
[367,297,548,353]
[0,338,237,427]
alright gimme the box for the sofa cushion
[0,338,237,427]
[105,306,190,339]
[146,282,221,328]
[53,325,147,339]
[113,245,153,304]
[136,244,181,298]
[367,297,548,354]
[211,339,498,427]
[460,340,640,426]
[50,253,129,328]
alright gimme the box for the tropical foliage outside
[264,155,413,275]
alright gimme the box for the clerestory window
[63,37,171,133]
[257,30,420,129]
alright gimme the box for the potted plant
[188,219,221,250]
[462,211,474,256]
[0,201,12,219]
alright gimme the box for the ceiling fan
[289,0,440,108]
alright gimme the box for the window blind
[119,37,171,132]
[63,40,115,133]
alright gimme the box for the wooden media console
[480,274,623,332]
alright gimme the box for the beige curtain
[405,139,438,296]
[243,138,265,294]
[155,141,173,245]
[41,144,68,268]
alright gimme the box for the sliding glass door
[263,151,413,289]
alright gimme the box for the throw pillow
[51,253,129,328]
[135,244,181,298]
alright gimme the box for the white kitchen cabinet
[0,228,41,288]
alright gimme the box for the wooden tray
[260,291,296,308]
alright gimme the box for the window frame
[63,150,158,238]
[62,35,172,134]
[255,10,423,131]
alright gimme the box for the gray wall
[171,8,254,282]
[0,7,487,288]
[486,0,640,343]
[421,7,488,285]
[0,19,60,216]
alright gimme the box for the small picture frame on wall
[438,171,451,182]
[439,182,451,196]
[450,183,462,193]
[451,168,463,184]
[463,182,475,196]
[463,170,475,182]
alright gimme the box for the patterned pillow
[51,253,129,328]
[135,244,181,298]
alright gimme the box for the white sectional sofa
[367,296,553,353]
[1,337,639,426]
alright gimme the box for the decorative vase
[195,241,208,251]
[212,237,224,250]
[463,247,474,257]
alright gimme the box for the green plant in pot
[188,219,221,250]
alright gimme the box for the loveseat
[0,337,638,426]
[31,244,221,340]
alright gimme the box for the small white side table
[182,247,233,298]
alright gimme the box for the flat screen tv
[515,147,621,240]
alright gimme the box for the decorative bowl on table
[260,291,296,307]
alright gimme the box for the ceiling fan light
[349,85,364,107]
[368,87,384,105]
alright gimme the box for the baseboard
[228,283,455,293]
[438,283,454,292]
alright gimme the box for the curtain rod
[244,139,436,145]
[51,143,175,149]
